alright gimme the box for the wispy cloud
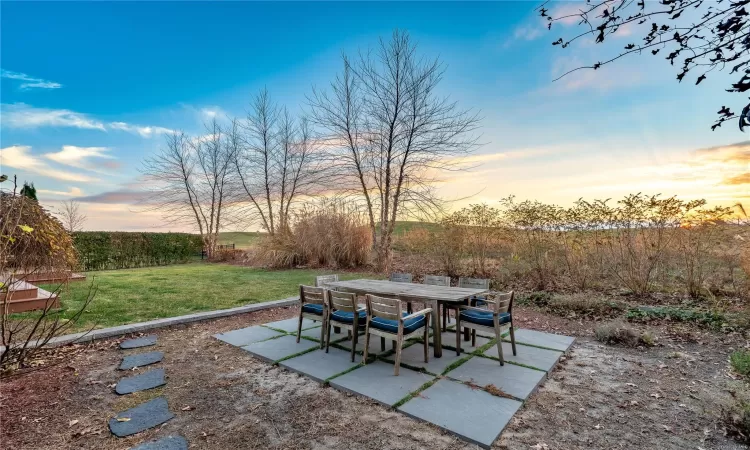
[513,25,543,42]
[43,145,115,172]
[77,188,150,204]
[0,103,174,137]
[0,145,99,182]
[37,186,84,197]
[1,69,62,90]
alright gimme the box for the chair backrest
[327,290,357,312]
[490,291,514,314]
[389,272,413,283]
[300,285,325,306]
[458,277,490,290]
[423,275,450,287]
[315,274,339,287]
[365,294,402,321]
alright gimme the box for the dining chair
[389,273,413,283]
[325,290,367,362]
[422,275,453,331]
[297,285,327,349]
[455,291,516,364]
[362,294,432,375]
[315,274,339,287]
[458,277,490,306]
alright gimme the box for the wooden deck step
[13,271,86,284]
[0,280,39,301]
[0,286,60,314]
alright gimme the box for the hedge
[72,232,203,271]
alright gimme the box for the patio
[214,316,574,448]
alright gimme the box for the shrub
[517,291,553,308]
[73,232,202,270]
[731,350,750,378]
[548,293,624,318]
[626,306,727,329]
[211,249,244,262]
[595,321,653,347]
[722,393,750,444]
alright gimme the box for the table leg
[431,300,442,358]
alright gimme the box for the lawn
[40,263,378,332]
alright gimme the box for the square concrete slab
[398,379,522,449]
[484,342,563,372]
[445,356,546,400]
[505,329,575,352]
[329,360,433,407]
[242,335,318,363]
[336,334,396,356]
[214,326,283,347]
[262,317,320,333]
[301,326,347,342]
[279,347,362,382]
[109,397,174,437]
[447,324,497,338]
[435,331,492,352]
[119,351,163,370]
[382,342,469,375]
[130,435,188,450]
[115,368,166,395]
[120,335,157,349]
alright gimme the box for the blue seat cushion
[470,295,487,306]
[459,310,511,327]
[370,313,426,334]
[331,309,366,325]
[302,303,324,315]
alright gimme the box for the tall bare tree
[58,199,86,233]
[234,89,325,235]
[141,118,236,258]
[309,30,481,271]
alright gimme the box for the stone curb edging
[1,297,299,353]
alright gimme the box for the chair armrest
[457,305,497,314]
[402,308,433,321]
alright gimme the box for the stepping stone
[484,342,563,372]
[336,334,395,356]
[242,335,317,363]
[381,342,469,375]
[279,347,361,382]
[299,326,346,342]
[214,326,283,347]
[119,351,164,370]
[445,356,546,400]
[116,368,166,395]
[505,329,575,352]
[120,335,157,349]
[434,331,492,352]
[109,397,174,437]
[398,379,522,449]
[329,360,433,407]
[130,435,188,450]
[262,317,320,333]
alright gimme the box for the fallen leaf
[626,383,637,387]
[115,417,131,422]
[594,424,603,430]
[181,406,194,411]
[68,419,79,427]
[650,393,662,399]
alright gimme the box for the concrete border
[1,297,298,353]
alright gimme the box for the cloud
[77,189,149,204]
[725,173,750,185]
[0,145,99,182]
[0,103,173,137]
[43,145,115,171]
[1,103,105,130]
[513,25,543,42]
[37,186,84,197]
[1,69,62,90]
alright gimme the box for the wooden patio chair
[390,272,414,313]
[459,277,490,307]
[422,275,453,331]
[363,294,432,376]
[325,290,367,362]
[297,285,327,349]
[315,274,339,287]
[455,291,517,364]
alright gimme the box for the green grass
[391,221,440,236]
[731,350,750,378]
[37,262,378,332]
[217,231,265,249]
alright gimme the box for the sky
[1,1,748,231]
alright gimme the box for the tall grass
[256,200,372,268]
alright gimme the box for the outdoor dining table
[324,278,489,358]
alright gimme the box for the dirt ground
[1,305,748,450]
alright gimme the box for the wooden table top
[324,279,488,303]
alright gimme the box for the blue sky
[1,2,747,230]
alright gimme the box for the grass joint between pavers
[392,378,440,409]
[273,345,321,365]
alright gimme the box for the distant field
[392,221,439,235]
[218,231,265,248]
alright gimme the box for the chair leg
[494,322,504,365]
[423,325,429,363]
[471,329,476,347]
[381,336,386,352]
[509,320,517,356]
[296,312,304,343]
[442,304,447,332]
[325,320,333,354]
[407,302,413,314]
[455,316,462,356]
[394,335,403,376]
[319,316,326,349]
[350,327,358,362]
[392,340,396,351]
[363,323,371,364]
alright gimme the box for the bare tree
[309,30,481,271]
[58,199,86,233]
[234,89,326,235]
[141,119,236,259]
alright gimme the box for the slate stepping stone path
[119,351,164,370]
[109,397,175,437]
[116,368,166,395]
[120,335,158,349]
[130,435,188,450]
